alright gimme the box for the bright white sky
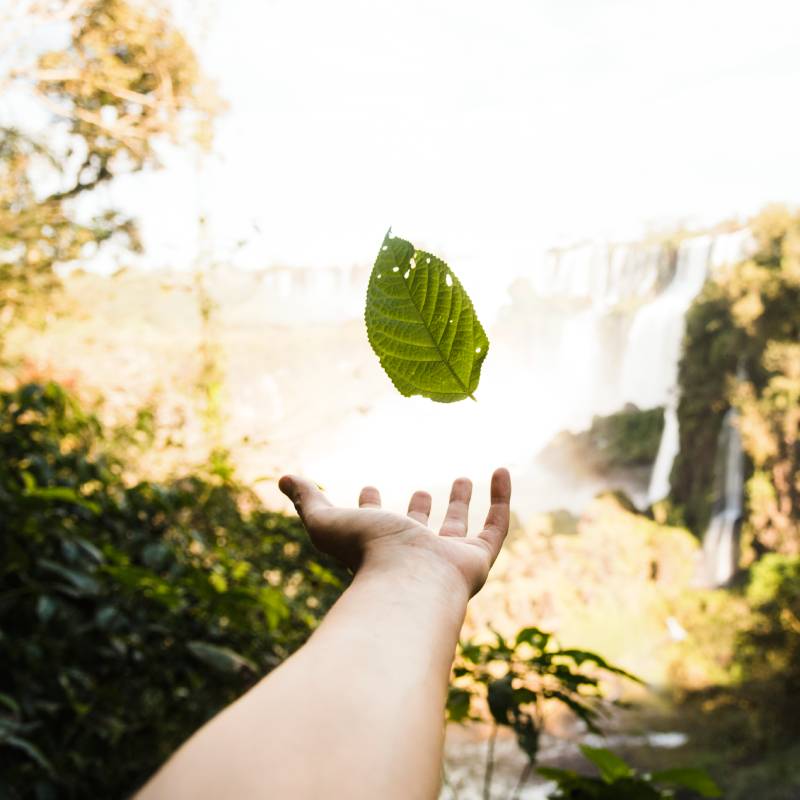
[6,0,800,312]
[151,0,800,283]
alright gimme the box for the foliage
[554,405,665,472]
[539,745,720,799]
[0,381,348,799]
[585,406,665,469]
[671,206,800,553]
[668,553,800,782]
[0,0,219,328]
[447,626,640,799]
[365,230,489,402]
[732,554,800,742]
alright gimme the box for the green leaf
[651,768,722,797]
[556,649,643,684]
[36,595,58,623]
[446,687,472,723]
[579,745,633,783]
[23,484,101,514]
[544,690,601,733]
[512,687,539,705]
[0,694,20,715]
[365,230,489,403]
[187,641,257,675]
[512,713,540,762]
[515,626,551,650]
[536,766,579,781]
[1,736,55,774]
[38,559,101,596]
[487,676,515,726]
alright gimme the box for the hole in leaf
[426,257,431,264]
[377,273,382,279]
[475,347,481,353]
[382,245,388,251]
[403,270,410,279]
[445,273,453,287]
[410,258,416,269]
[392,266,399,272]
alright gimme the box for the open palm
[278,468,511,597]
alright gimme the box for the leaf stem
[510,761,533,800]
[483,723,497,800]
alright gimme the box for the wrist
[356,541,471,619]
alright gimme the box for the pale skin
[138,467,511,800]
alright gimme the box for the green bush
[540,745,720,799]
[584,406,666,470]
[0,382,348,799]
[733,554,800,741]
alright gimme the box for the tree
[0,0,220,328]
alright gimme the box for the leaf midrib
[388,244,475,401]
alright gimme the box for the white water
[647,393,679,504]
[620,236,712,409]
[702,408,745,586]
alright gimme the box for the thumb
[279,475,332,525]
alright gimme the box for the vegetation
[366,230,489,402]
[676,553,800,755]
[671,206,800,551]
[447,627,641,799]
[1,3,797,798]
[540,746,720,799]
[549,405,666,473]
[0,381,347,798]
[0,0,219,330]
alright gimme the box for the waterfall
[501,228,753,513]
[647,393,678,504]
[702,408,745,586]
[524,234,719,433]
[619,236,712,409]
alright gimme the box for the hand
[278,468,511,598]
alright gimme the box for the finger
[407,490,432,525]
[279,475,333,525]
[440,477,472,538]
[358,485,382,509]
[478,468,511,560]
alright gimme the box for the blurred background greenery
[1,2,799,799]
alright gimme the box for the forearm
[138,549,468,800]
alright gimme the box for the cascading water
[647,392,678,504]
[619,236,712,410]
[702,408,745,586]
[511,230,749,435]
[487,228,752,515]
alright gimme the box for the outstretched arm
[138,468,511,800]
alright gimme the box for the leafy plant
[365,230,489,402]
[0,0,219,331]
[0,381,348,798]
[539,745,721,799]
[447,627,641,799]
